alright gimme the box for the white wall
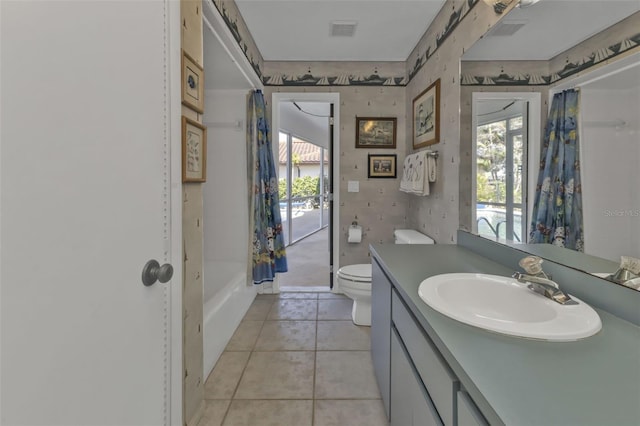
[581,87,640,261]
[202,90,250,295]
[279,102,330,148]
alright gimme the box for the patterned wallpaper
[181,1,205,425]
[404,0,517,244]
[406,0,480,83]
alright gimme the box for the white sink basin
[418,273,602,341]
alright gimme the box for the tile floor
[199,292,389,426]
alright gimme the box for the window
[278,132,329,246]
[475,106,527,242]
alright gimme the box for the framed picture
[181,50,205,113]
[412,79,440,149]
[355,117,397,148]
[182,116,207,183]
[368,154,397,179]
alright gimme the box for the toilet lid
[338,264,372,281]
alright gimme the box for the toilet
[338,229,435,326]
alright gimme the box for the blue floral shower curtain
[529,89,584,251]
[247,90,287,284]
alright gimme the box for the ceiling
[231,0,639,63]
[205,0,640,84]
[463,0,640,61]
[279,102,330,148]
[234,0,446,61]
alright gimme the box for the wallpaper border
[461,32,640,86]
[211,0,264,79]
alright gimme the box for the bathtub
[203,260,256,378]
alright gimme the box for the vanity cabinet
[371,257,486,426]
[457,391,489,426]
[370,243,640,426]
[391,327,442,426]
[392,290,459,425]
[371,257,392,416]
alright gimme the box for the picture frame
[355,117,397,149]
[181,50,205,113]
[368,154,397,179]
[412,79,440,149]
[182,116,207,183]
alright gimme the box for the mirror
[459,0,640,289]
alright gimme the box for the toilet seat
[337,264,371,282]
[338,231,433,327]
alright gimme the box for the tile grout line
[216,293,369,425]
[217,399,232,426]
[221,298,274,425]
[312,298,319,426]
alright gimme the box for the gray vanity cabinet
[457,391,488,426]
[371,256,487,426]
[371,257,392,417]
[391,327,443,426]
[392,290,459,425]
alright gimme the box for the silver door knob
[142,259,174,286]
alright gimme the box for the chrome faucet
[512,272,576,305]
[513,256,577,305]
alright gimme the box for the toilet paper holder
[348,221,363,243]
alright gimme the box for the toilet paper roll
[348,225,362,243]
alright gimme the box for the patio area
[279,227,330,289]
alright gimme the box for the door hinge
[329,117,335,126]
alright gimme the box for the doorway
[471,92,541,243]
[272,94,341,290]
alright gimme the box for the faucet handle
[518,256,544,275]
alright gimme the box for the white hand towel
[400,151,432,196]
[415,153,429,195]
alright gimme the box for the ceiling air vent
[487,20,528,37]
[330,21,357,37]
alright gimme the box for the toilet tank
[394,229,435,244]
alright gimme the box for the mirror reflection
[474,100,528,243]
[459,1,640,290]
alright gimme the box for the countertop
[370,243,640,426]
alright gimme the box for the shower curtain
[247,90,288,285]
[529,89,584,251]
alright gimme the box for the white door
[1,2,178,424]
